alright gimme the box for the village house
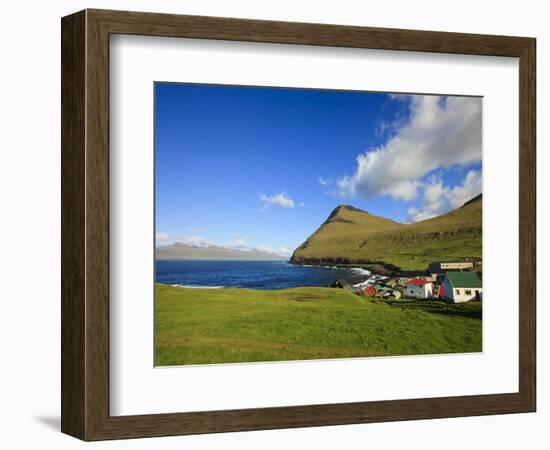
[385,288,402,299]
[376,286,397,298]
[363,284,402,299]
[367,283,386,297]
[363,284,377,296]
[428,260,474,275]
[405,278,433,299]
[441,272,482,303]
[384,278,400,288]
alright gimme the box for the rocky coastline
[289,256,428,278]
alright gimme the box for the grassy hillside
[155,284,482,366]
[291,195,482,270]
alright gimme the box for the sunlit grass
[155,284,482,366]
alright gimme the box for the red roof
[406,278,432,286]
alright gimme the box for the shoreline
[289,258,429,278]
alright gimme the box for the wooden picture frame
[61,9,536,441]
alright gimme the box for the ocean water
[155,260,372,290]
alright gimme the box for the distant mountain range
[156,242,288,261]
[291,194,482,271]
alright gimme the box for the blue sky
[155,83,482,256]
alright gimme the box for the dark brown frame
[61,9,536,441]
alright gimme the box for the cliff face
[291,196,482,271]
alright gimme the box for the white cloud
[406,181,447,222]
[407,170,482,223]
[254,245,292,257]
[447,170,482,209]
[224,236,255,250]
[173,234,290,257]
[155,232,170,241]
[175,235,214,248]
[337,95,482,202]
[226,238,248,248]
[258,192,295,209]
[276,247,292,257]
[318,177,332,186]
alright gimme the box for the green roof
[446,272,482,288]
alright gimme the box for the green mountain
[291,194,482,271]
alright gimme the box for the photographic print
[154,83,483,367]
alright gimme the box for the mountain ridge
[291,194,482,271]
[156,242,288,261]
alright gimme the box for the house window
[455,289,460,295]
[465,289,472,296]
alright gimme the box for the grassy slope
[155,284,482,366]
[291,195,482,270]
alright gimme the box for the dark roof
[446,272,482,288]
[435,274,447,284]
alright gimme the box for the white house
[428,261,474,274]
[405,278,433,299]
[442,272,482,303]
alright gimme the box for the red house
[363,285,377,296]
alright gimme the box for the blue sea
[155,260,372,290]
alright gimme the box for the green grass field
[155,284,482,366]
